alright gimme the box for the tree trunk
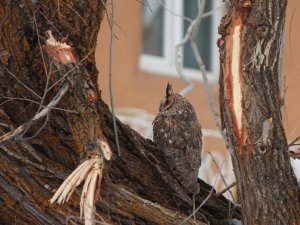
[218,1,300,224]
[0,1,240,224]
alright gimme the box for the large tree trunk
[218,1,300,224]
[0,1,240,224]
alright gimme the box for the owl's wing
[153,114,202,193]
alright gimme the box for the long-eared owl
[153,83,202,194]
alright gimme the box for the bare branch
[33,13,48,79]
[0,95,78,114]
[216,182,237,197]
[208,152,235,202]
[289,136,300,147]
[22,113,50,140]
[174,0,206,96]
[0,82,70,144]
[37,9,63,37]
[181,154,224,224]
[288,8,300,75]
[4,68,42,100]
[37,60,53,112]
[158,0,193,23]
[189,0,232,154]
[60,0,88,26]
[108,0,121,157]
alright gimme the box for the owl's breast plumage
[153,103,202,193]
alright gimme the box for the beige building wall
[95,1,300,199]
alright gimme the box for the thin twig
[33,13,48,80]
[38,60,53,112]
[173,1,226,97]
[208,152,235,201]
[159,1,225,23]
[48,46,96,91]
[22,113,50,140]
[288,136,300,147]
[202,5,225,19]
[137,0,152,12]
[5,68,41,100]
[158,0,193,23]
[180,155,225,224]
[216,182,237,197]
[174,0,205,96]
[288,8,300,75]
[37,9,63,37]
[104,11,120,40]
[60,0,88,26]
[0,96,78,114]
[108,0,121,157]
[0,83,70,143]
[190,0,232,154]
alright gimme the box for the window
[140,0,226,81]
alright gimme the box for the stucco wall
[95,1,300,198]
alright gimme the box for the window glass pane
[183,1,212,71]
[142,0,164,57]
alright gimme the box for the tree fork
[219,1,300,224]
[0,1,241,224]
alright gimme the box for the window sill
[139,54,219,83]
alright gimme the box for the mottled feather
[153,85,202,194]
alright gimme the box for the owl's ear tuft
[166,82,173,96]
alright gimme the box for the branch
[108,0,121,157]
[208,152,235,202]
[190,0,232,154]
[105,185,206,225]
[0,82,70,143]
[181,154,224,224]
[216,182,237,197]
[289,136,300,147]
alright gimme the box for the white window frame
[139,0,225,82]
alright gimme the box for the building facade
[96,0,300,200]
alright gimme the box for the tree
[1,0,298,225]
[218,0,300,224]
[0,1,239,225]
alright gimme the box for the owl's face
[159,95,176,112]
[159,83,177,112]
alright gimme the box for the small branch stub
[43,30,76,65]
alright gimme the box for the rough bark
[0,1,240,225]
[218,0,300,224]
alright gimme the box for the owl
[153,83,202,194]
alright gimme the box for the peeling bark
[219,1,300,224]
[0,1,240,224]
